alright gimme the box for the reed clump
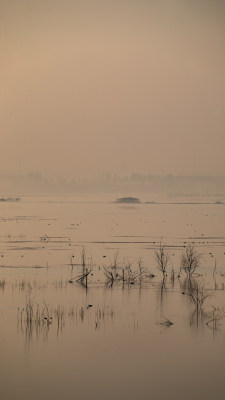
[18,292,53,327]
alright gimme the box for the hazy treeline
[0,172,225,196]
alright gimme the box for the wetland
[0,194,225,400]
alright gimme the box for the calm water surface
[0,194,225,400]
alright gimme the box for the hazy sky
[1,0,225,177]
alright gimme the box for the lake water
[0,194,225,400]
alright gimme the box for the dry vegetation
[11,243,225,336]
[155,241,170,278]
[180,244,201,278]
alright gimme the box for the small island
[115,196,141,204]
[0,197,21,202]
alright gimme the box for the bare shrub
[155,241,169,277]
[104,257,147,286]
[103,251,120,285]
[68,247,93,288]
[180,244,201,278]
[68,267,93,288]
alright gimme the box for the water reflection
[205,306,225,335]
[8,268,225,351]
[17,315,50,351]
[0,279,5,291]
[16,296,138,349]
[158,277,167,306]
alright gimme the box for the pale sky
[1,0,225,178]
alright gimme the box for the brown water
[0,194,225,400]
